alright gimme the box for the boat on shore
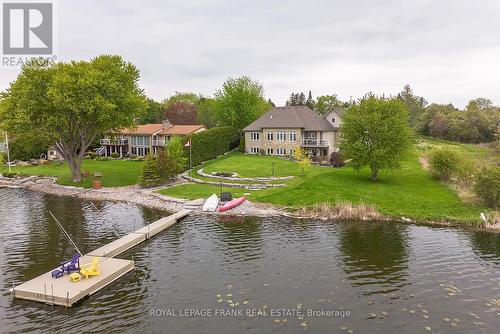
[202,194,219,212]
[218,196,246,212]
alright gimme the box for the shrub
[110,152,120,159]
[140,154,162,187]
[474,167,500,208]
[0,152,5,165]
[239,135,245,153]
[456,159,476,187]
[89,152,97,159]
[182,126,240,166]
[8,136,51,161]
[428,148,460,181]
[329,151,345,167]
[2,172,17,178]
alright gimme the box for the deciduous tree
[214,76,271,131]
[0,55,147,182]
[341,95,412,181]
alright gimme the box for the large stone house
[100,120,205,157]
[242,106,342,160]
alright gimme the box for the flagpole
[189,139,192,177]
[5,132,11,173]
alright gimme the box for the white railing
[301,139,329,147]
[100,139,128,145]
[152,139,166,146]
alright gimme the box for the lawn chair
[79,258,100,279]
[61,253,81,274]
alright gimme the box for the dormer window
[331,117,336,123]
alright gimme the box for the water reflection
[1,189,500,334]
[338,222,410,294]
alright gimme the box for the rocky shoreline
[0,176,284,218]
[1,175,498,230]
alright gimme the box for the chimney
[162,119,172,130]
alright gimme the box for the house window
[289,149,294,155]
[289,131,297,142]
[250,147,259,154]
[250,132,260,141]
[267,148,274,155]
[276,131,286,141]
[276,148,286,155]
[331,116,336,123]
[267,131,273,141]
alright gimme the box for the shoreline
[1,176,498,230]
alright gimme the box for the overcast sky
[2,0,500,107]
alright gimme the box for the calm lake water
[0,188,499,333]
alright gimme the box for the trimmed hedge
[183,126,240,166]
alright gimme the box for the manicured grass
[159,148,490,223]
[201,152,303,177]
[1,159,144,188]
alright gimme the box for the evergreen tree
[140,154,162,187]
[165,136,187,179]
[306,90,315,109]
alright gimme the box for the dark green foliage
[139,98,163,124]
[305,90,316,110]
[197,97,218,128]
[286,92,306,106]
[418,100,499,143]
[9,136,51,161]
[183,126,240,166]
[474,167,500,208]
[140,154,161,187]
[397,85,428,128]
[110,152,120,158]
[239,135,245,153]
[428,148,460,181]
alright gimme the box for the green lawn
[1,159,144,188]
[159,149,490,223]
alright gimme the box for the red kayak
[218,196,246,212]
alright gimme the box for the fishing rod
[89,202,120,238]
[48,211,83,256]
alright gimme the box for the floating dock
[12,209,191,307]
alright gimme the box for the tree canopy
[0,55,147,182]
[397,84,428,128]
[340,95,412,181]
[214,76,271,131]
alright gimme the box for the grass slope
[159,149,488,222]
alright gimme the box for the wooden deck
[12,209,191,307]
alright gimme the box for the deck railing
[100,139,128,145]
[300,139,329,147]
[152,139,166,146]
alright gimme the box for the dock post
[66,291,69,308]
[51,284,54,306]
[11,281,15,297]
[44,284,47,304]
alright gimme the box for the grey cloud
[1,0,499,107]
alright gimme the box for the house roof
[121,124,205,136]
[158,125,205,135]
[327,107,344,116]
[243,106,337,132]
[121,124,163,135]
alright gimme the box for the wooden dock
[11,209,191,307]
